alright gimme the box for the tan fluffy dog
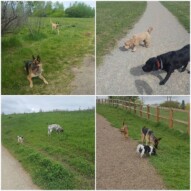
[124,27,153,52]
[50,20,59,35]
[119,120,129,138]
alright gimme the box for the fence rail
[97,99,190,135]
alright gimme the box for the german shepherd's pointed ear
[157,138,162,141]
[37,55,41,62]
[32,55,35,60]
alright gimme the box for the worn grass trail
[97,2,190,95]
[2,146,40,190]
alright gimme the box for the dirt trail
[70,55,95,95]
[97,2,190,95]
[96,114,166,190]
[1,146,40,190]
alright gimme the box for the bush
[160,101,180,109]
[65,2,94,18]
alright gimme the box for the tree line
[1,1,95,35]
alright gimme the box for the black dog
[142,44,190,85]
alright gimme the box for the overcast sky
[2,96,95,114]
[97,96,190,105]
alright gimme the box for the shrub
[65,2,94,18]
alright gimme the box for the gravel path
[96,114,166,190]
[70,55,95,95]
[1,146,40,190]
[97,2,190,95]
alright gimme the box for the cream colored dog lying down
[124,27,153,52]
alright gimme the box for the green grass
[161,1,190,32]
[2,110,95,190]
[97,104,189,190]
[96,1,147,65]
[2,17,94,95]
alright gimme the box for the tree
[108,96,141,103]
[181,100,185,110]
[160,101,180,109]
[65,2,94,18]
[1,1,27,35]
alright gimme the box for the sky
[97,96,190,105]
[1,96,95,114]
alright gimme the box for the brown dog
[50,20,59,35]
[120,120,129,138]
[24,55,48,88]
[124,27,153,52]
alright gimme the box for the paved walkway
[1,146,40,190]
[97,2,190,95]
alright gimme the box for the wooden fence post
[169,109,173,128]
[134,103,136,114]
[147,105,150,119]
[156,106,159,122]
[140,104,142,117]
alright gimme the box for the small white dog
[48,124,64,135]
[136,144,156,158]
[17,136,24,144]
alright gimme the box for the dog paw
[30,85,33,88]
[159,81,165,85]
[45,81,48,85]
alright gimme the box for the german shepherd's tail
[24,61,30,75]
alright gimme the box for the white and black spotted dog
[48,124,64,135]
[17,136,24,144]
[136,144,156,158]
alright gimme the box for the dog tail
[147,27,153,34]
[24,61,30,75]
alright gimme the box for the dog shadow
[119,46,128,52]
[130,65,164,81]
[135,80,153,95]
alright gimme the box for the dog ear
[157,138,162,141]
[32,55,35,60]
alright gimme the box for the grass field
[96,2,147,65]
[2,17,94,95]
[2,110,95,190]
[97,104,189,190]
[161,2,190,32]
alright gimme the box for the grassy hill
[2,17,94,95]
[97,104,189,189]
[2,110,95,190]
[96,1,147,64]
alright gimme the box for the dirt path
[1,146,40,190]
[97,2,190,95]
[96,114,166,190]
[70,55,95,95]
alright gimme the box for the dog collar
[156,60,161,69]
[156,58,163,70]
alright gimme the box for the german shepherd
[120,120,129,138]
[141,127,161,149]
[24,55,48,88]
